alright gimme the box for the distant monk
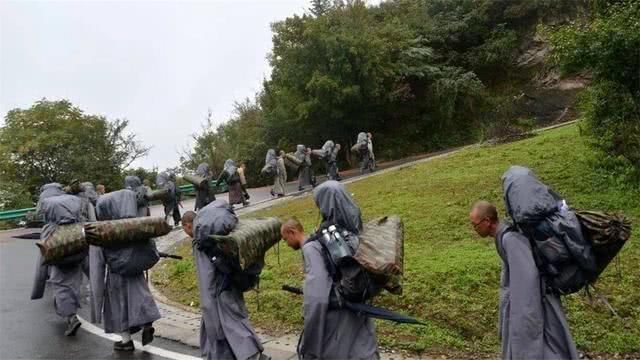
[470,200,578,360]
[216,159,248,207]
[295,145,313,191]
[194,162,215,211]
[271,151,287,197]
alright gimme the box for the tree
[309,0,333,17]
[0,99,150,193]
[549,0,640,178]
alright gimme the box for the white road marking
[77,316,201,360]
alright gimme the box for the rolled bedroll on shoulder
[183,174,209,189]
[355,215,404,295]
[285,153,302,167]
[209,217,282,270]
[84,216,172,248]
[145,188,169,202]
[310,149,327,159]
[36,223,88,264]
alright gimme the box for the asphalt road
[0,228,201,360]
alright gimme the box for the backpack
[502,166,632,294]
[310,224,381,304]
[213,256,263,293]
[104,240,160,276]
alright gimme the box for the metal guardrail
[0,181,228,223]
[0,207,36,221]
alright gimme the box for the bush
[549,0,640,180]
[578,81,640,179]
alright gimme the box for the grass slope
[152,124,639,355]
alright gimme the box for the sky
[0,0,309,170]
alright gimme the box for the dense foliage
[549,0,640,180]
[183,0,585,182]
[0,99,149,199]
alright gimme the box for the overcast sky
[0,0,309,170]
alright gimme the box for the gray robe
[90,189,161,333]
[295,146,313,189]
[192,200,264,359]
[30,194,86,319]
[298,240,378,359]
[195,163,214,211]
[496,222,578,360]
[272,157,287,196]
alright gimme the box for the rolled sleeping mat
[261,163,276,177]
[183,174,209,189]
[285,153,303,166]
[209,217,282,270]
[84,216,172,248]
[310,149,327,159]
[351,142,368,153]
[36,223,88,265]
[145,188,169,202]
[354,215,404,295]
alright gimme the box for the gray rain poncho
[321,140,335,158]
[196,162,210,177]
[357,132,368,146]
[191,200,264,360]
[124,175,148,216]
[77,182,99,222]
[502,166,596,293]
[299,180,378,359]
[495,222,578,359]
[80,182,99,206]
[31,194,85,320]
[89,187,161,332]
[265,149,277,170]
[223,159,238,178]
[195,162,214,211]
[157,172,179,212]
[35,183,65,217]
[294,145,306,163]
[296,145,313,189]
[313,180,362,234]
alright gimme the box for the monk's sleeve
[504,233,545,359]
[300,244,332,359]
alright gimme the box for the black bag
[311,225,381,303]
[104,240,160,276]
[212,255,263,293]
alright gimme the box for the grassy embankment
[152,124,639,355]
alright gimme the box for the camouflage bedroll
[36,223,88,264]
[575,210,632,278]
[284,153,302,168]
[311,149,327,159]
[145,188,169,202]
[355,215,404,295]
[84,216,172,248]
[183,174,208,189]
[209,217,282,270]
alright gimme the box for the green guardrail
[0,207,36,221]
[0,181,229,223]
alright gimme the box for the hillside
[153,123,639,356]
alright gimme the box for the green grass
[152,124,639,355]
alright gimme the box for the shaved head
[181,211,197,238]
[470,200,499,238]
[471,201,498,222]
